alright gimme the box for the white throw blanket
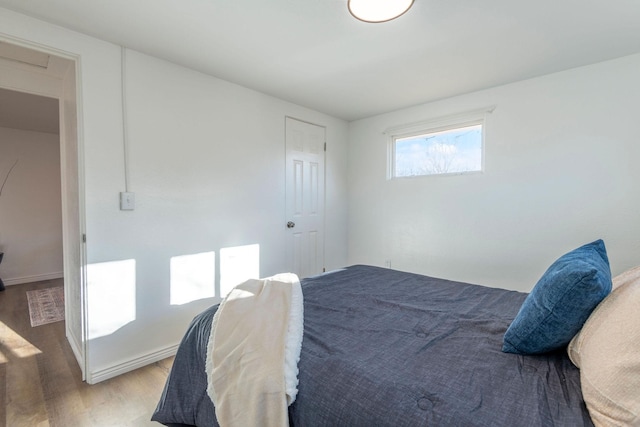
[206,273,304,427]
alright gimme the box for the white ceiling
[0,42,71,134]
[0,87,59,134]
[0,0,640,121]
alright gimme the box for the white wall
[348,54,640,292]
[0,7,349,382]
[86,49,349,373]
[0,126,63,283]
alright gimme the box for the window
[387,107,492,179]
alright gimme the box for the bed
[155,257,611,426]
[153,239,640,426]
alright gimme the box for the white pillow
[567,268,640,426]
[612,264,640,290]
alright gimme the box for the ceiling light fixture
[348,0,414,23]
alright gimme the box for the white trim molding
[3,271,63,286]
[383,105,496,137]
[87,343,179,384]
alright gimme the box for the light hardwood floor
[0,279,174,427]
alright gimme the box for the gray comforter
[152,265,593,426]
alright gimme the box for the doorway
[0,39,86,379]
[0,87,62,285]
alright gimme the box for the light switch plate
[120,192,135,210]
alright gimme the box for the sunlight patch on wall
[0,321,42,360]
[220,244,260,298]
[87,259,136,340]
[170,251,216,305]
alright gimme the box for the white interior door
[285,117,325,278]
[59,62,87,380]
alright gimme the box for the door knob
[287,221,295,228]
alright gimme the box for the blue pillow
[502,239,612,355]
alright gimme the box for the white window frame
[385,106,495,180]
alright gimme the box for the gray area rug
[26,286,65,327]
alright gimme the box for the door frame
[0,35,88,379]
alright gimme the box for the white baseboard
[86,344,179,384]
[3,271,64,286]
